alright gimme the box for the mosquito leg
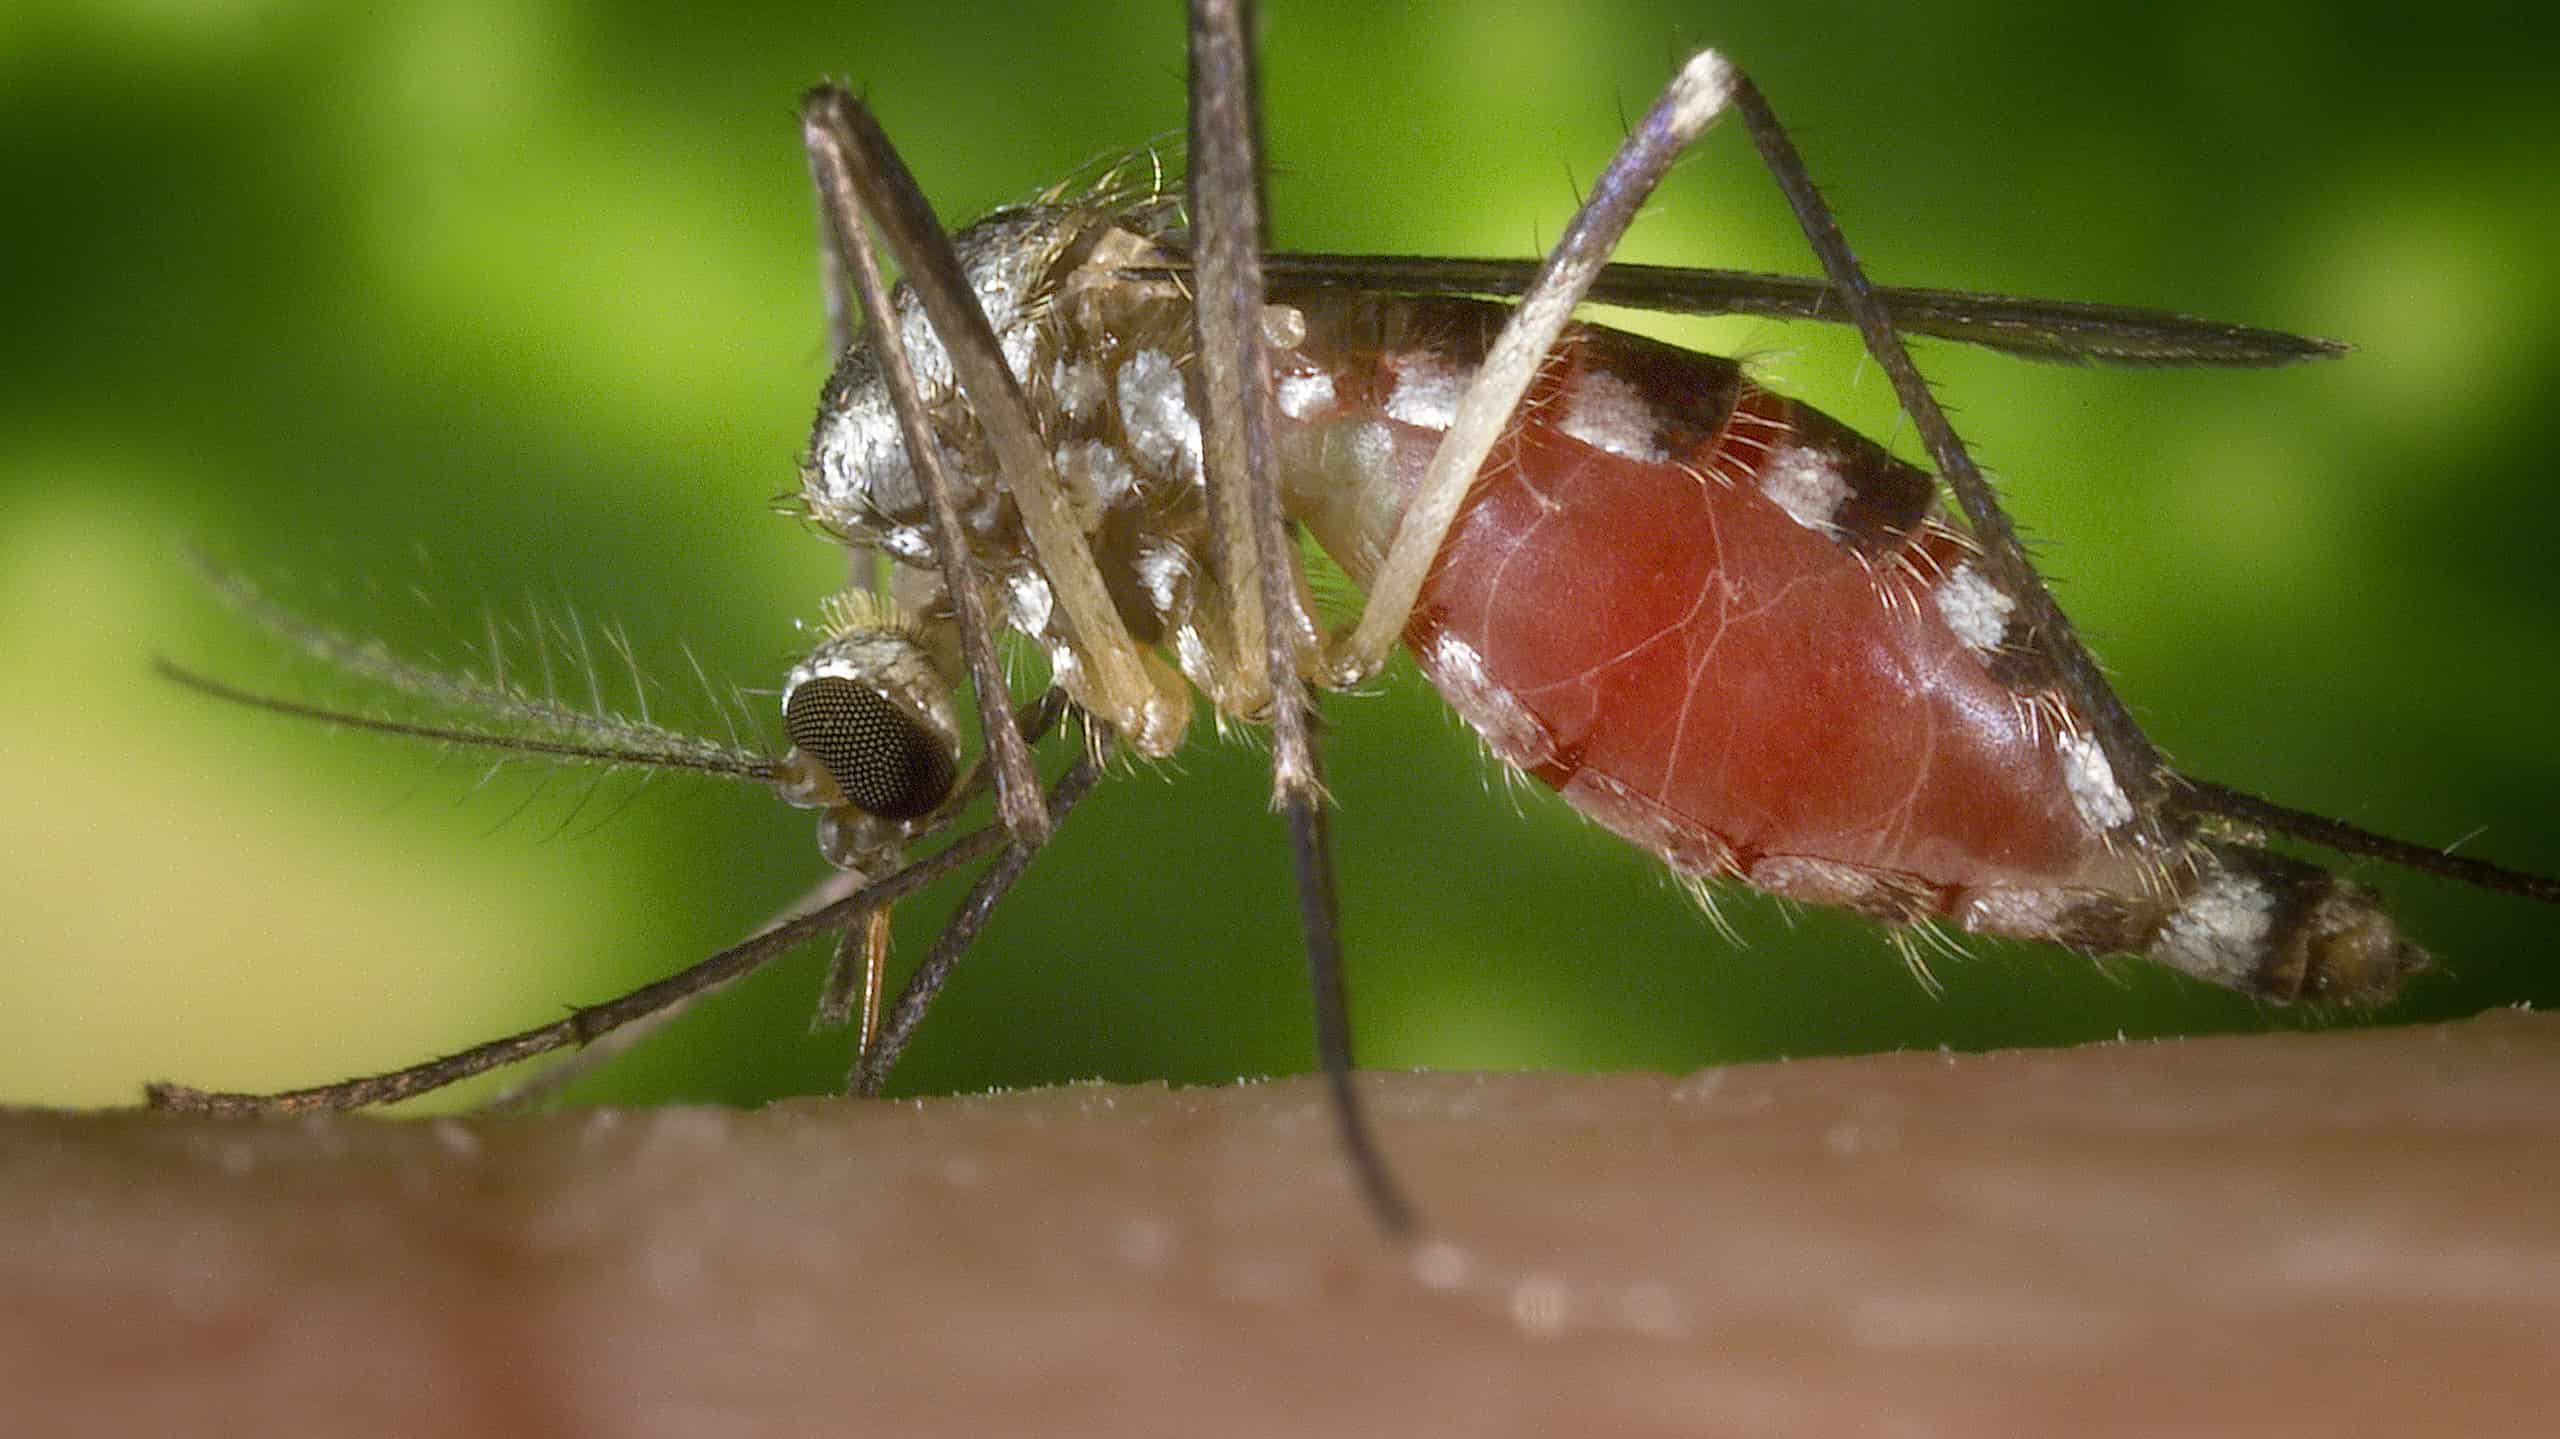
[144,811,1031,1117]
[1188,0,1418,1239]
[1186,0,1287,748]
[1284,722,1419,1235]
[802,90,1053,845]
[1718,73,2174,843]
[808,130,860,361]
[807,99,921,629]
[2172,774,2560,906]
[845,839,1038,1098]
[487,865,876,1111]
[799,89,1191,767]
[811,683,1071,1051]
[814,905,895,1036]
[849,749,1106,1097]
[1324,51,1739,691]
[493,688,1076,1110]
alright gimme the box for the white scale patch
[2058,733,2135,833]
[1346,419,1396,475]
[1423,631,1548,769]
[1053,358,1106,422]
[999,325,1039,386]
[1132,539,1195,618]
[1955,885,2072,941]
[806,234,1050,534]
[808,392,917,521]
[878,524,934,566]
[1385,356,1469,430]
[1276,367,1336,421]
[1056,439,1136,530]
[1557,369,1666,462]
[1168,619,1217,690]
[886,250,1033,392]
[1116,348,1204,485]
[1933,563,2015,654]
[891,304,958,390]
[1760,445,1850,532]
[1749,855,1893,911]
[2153,867,2276,986]
[1003,568,1054,637]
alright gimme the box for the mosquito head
[773,591,962,876]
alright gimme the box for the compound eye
[783,676,956,821]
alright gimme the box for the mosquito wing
[1241,252,2348,369]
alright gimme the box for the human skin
[6,1011,2555,1436]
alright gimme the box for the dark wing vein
[1225,252,2349,369]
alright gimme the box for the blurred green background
[5,0,2554,1111]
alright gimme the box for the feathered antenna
[161,548,777,784]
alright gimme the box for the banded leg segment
[1189,0,1417,1238]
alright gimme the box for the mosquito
[152,3,2560,1239]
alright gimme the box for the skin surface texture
[6,1011,2556,1436]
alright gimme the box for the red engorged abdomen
[1404,354,2111,899]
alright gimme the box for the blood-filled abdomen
[1271,295,2422,999]
[1276,298,2136,923]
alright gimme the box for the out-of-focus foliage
[5,0,2553,1108]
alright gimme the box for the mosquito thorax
[776,592,963,873]
[801,196,1193,569]
[798,183,1301,725]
